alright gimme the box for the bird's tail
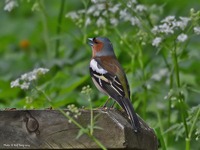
[121,97,141,132]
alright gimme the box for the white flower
[119,9,127,19]
[85,17,91,26]
[120,9,132,21]
[151,26,159,35]
[96,17,105,27]
[194,27,200,35]
[102,10,107,16]
[159,23,174,34]
[130,17,140,26]
[109,3,121,13]
[161,16,175,24]
[159,68,168,76]
[78,9,85,14]
[28,74,36,81]
[96,4,105,11]
[110,18,118,26]
[10,68,49,90]
[127,1,132,8]
[94,30,99,35]
[91,0,106,3]
[11,79,20,88]
[177,33,188,42]
[135,5,147,12]
[4,0,18,12]
[179,16,191,23]
[151,68,168,81]
[21,73,28,80]
[176,17,191,30]
[93,11,100,17]
[146,84,151,89]
[152,37,162,47]
[65,12,79,20]
[21,82,30,90]
[87,5,96,14]
[131,0,137,3]
[164,95,168,100]
[91,0,98,3]
[171,97,177,101]
[176,21,185,30]
[34,68,49,74]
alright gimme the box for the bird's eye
[93,38,98,44]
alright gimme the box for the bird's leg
[111,101,116,108]
[102,97,111,108]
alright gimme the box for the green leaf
[93,126,103,130]
[59,75,90,94]
[180,73,197,86]
[155,128,166,150]
[76,128,89,139]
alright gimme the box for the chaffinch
[87,37,141,132]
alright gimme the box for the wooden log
[0,109,157,149]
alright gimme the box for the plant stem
[154,98,164,134]
[144,10,154,28]
[81,0,89,44]
[34,87,106,149]
[186,21,195,35]
[58,107,106,149]
[161,50,173,146]
[88,134,107,150]
[138,45,147,120]
[40,0,51,59]
[186,107,200,150]
[189,107,200,138]
[186,138,190,150]
[171,49,189,139]
[55,0,65,58]
[166,73,173,146]
[88,94,93,135]
[119,0,152,34]
[155,128,166,150]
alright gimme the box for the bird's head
[87,37,115,57]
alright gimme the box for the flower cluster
[195,129,200,141]
[10,68,49,90]
[152,37,162,47]
[151,14,195,47]
[81,85,92,101]
[66,104,81,123]
[194,27,200,35]
[4,0,18,12]
[151,16,191,35]
[151,68,168,81]
[65,0,147,29]
[177,33,188,42]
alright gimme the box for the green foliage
[0,0,200,149]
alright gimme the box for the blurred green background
[0,0,199,149]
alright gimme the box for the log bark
[0,109,158,149]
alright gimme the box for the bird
[87,37,141,132]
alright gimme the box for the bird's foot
[102,106,109,110]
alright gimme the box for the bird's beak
[87,38,94,46]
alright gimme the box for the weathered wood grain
[0,109,157,149]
